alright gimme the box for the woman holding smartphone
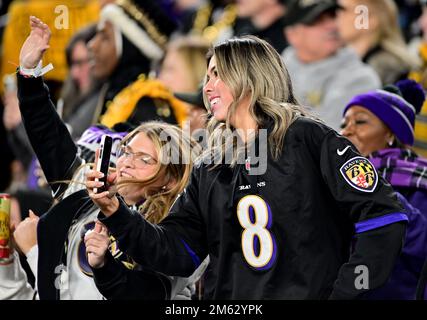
[88,35,409,299]
[12,16,206,300]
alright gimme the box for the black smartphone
[94,135,113,194]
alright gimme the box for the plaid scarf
[369,148,427,191]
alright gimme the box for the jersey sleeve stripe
[180,239,201,268]
[355,213,409,234]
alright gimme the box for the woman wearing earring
[341,79,427,299]
[341,80,427,216]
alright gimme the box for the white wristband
[20,60,54,77]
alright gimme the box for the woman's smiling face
[116,132,162,204]
[340,105,393,156]
[203,55,235,122]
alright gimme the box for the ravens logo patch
[340,157,378,192]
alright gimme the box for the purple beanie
[343,87,420,146]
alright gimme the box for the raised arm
[20,16,51,70]
[17,17,82,198]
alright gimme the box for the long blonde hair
[362,0,419,68]
[117,121,199,224]
[202,35,312,165]
[166,36,210,91]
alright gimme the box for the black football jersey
[101,117,407,299]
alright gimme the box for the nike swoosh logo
[337,146,351,156]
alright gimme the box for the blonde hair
[361,0,419,68]
[117,121,199,224]
[52,122,197,223]
[165,36,210,91]
[202,35,313,165]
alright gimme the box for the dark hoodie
[96,31,179,126]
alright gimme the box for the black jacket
[99,117,407,299]
[16,73,172,300]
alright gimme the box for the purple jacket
[367,149,427,299]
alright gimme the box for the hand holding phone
[94,135,113,194]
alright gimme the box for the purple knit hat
[343,80,425,146]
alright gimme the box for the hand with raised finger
[84,221,110,269]
[19,16,52,69]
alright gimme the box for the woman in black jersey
[88,35,408,299]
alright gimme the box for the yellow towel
[100,75,188,128]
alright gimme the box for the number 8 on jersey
[237,195,277,271]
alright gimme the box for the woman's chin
[122,195,144,206]
[213,112,226,122]
[119,188,145,205]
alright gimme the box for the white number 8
[237,195,276,270]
